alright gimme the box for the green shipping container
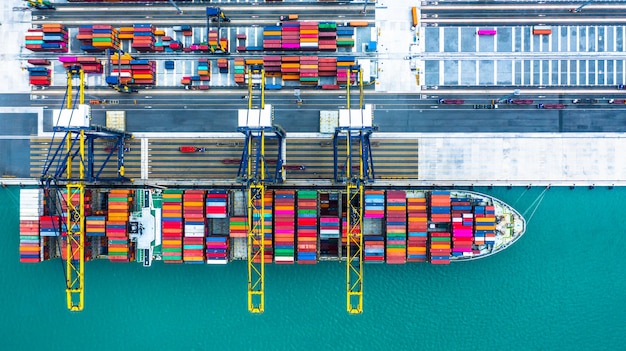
[92,37,113,43]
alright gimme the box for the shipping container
[477,29,497,36]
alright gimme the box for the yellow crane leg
[247,131,266,313]
[346,133,364,314]
[65,130,85,311]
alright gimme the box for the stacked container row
[59,56,104,74]
[336,26,355,47]
[386,190,407,264]
[27,67,51,86]
[206,236,229,264]
[132,24,156,52]
[162,189,183,263]
[407,196,428,262]
[130,59,156,85]
[429,231,451,264]
[451,197,474,257]
[319,192,340,258]
[274,190,295,264]
[107,190,132,262]
[296,190,317,263]
[281,56,300,81]
[183,190,205,263]
[430,191,451,223]
[198,59,211,81]
[429,191,451,264]
[281,23,299,49]
[300,22,319,50]
[318,22,338,51]
[217,58,229,73]
[86,216,106,236]
[20,190,43,263]
[364,190,384,263]
[264,25,282,50]
[206,190,229,263]
[107,53,156,86]
[253,190,273,263]
[234,58,246,84]
[474,205,496,245]
[229,216,247,238]
[206,190,228,218]
[76,24,119,52]
[319,58,337,78]
[300,56,319,84]
[263,56,281,76]
[25,24,68,52]
[336,57,356,85]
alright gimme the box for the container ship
[18,188,525,265]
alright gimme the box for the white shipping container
[206,260,228,265]
[274,256,294,262]
[206,214,227,219]
[20,189,43,217]
[319,110,339,133]
[106,111,126,132]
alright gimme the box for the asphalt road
[34,2,374,26]
[420,1,626,25]
[28,91,626,133]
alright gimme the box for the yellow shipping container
[162,239,182,245]
[282,74,300,80]
[431,244,450,249]
[184,201,204,207]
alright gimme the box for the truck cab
[280,14,299,21]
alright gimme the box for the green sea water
[2,186,625,350]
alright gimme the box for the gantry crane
[206,7,230,54]
[105,49,138,94]
[23,0,55,10]
[40,65,132,311]
[237,65,285,313]
[333,65,377,314]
